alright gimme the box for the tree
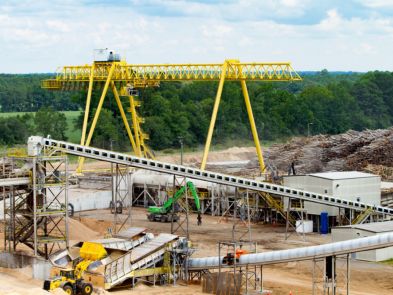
[351,78,390,128]
[34,107,68,140]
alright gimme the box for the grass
[61,111,82,143]
[0,111,82,143]
[381,258,393,266]
[0,111,290,157]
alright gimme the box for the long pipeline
[188,233,393,269]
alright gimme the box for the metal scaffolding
[112,164,132,234]
[312,255,350,295]
[3,154,69,258]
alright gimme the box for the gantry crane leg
[240,80,266,173]
[76,63,116,173]
[80,64,95,147]
[111,84,138,155]
[129,95,142,157]
[200,62,228,170]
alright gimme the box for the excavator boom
[147,181,200,222]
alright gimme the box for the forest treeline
[1,70,392,150]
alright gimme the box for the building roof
[334,221,393,233]
[309,171,378,180]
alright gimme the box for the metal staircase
[351,207,374,225]
[258,192,296,226]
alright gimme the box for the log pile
[262,128,393,179]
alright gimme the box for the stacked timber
[262,128,393,178]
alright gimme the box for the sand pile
[50,289,67,295]
[68,218,100,241]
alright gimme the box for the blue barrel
[320,212,329,234]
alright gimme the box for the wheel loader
[43,242,107,294]
[43,268,93,295]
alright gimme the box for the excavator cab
[147,181,201,223]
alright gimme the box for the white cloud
[1,1,393,72]
[360,0,393,8]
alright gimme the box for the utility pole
[307,122,313,137]
[178,136,184,165]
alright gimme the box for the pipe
[188,232,393,269]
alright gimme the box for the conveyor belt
[0,177,30,186]
[104,233,178,288]
[91,234,153,251]
[28,136,393,215]
[188,232,393,269]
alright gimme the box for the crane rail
[28,136,393,216]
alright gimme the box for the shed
[283,171,381,216]
[332,221,393,261]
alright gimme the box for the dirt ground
[1,208,393,294]
[76,208,393,295]
[3,129,393,294]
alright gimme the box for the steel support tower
[2,153,69,258]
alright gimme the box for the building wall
[331,227,393,262]
[283,174,381,216]
[331,227,376,261]
[375,235,393,261]
[283,176,339,216]
[330,177,380,206]
[56,187,112,212]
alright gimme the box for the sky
[1,0,393,73]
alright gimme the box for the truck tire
[116,201,123,214]
[81,282,93,295]
[62,284,74,295]
[68,203,74,217]
[110,201,114,213]
[160,215,168,222]
[61,203,74,217]
[110,200,123,214]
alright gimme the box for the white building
[282,171,381,216]
[332,221,393,261]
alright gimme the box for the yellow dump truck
[43,242,107,295]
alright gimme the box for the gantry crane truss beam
[42,60,301,173]
[42,61,301,88]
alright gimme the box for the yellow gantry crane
[42,51,301,174]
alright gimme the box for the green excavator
[147,181,201,224]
